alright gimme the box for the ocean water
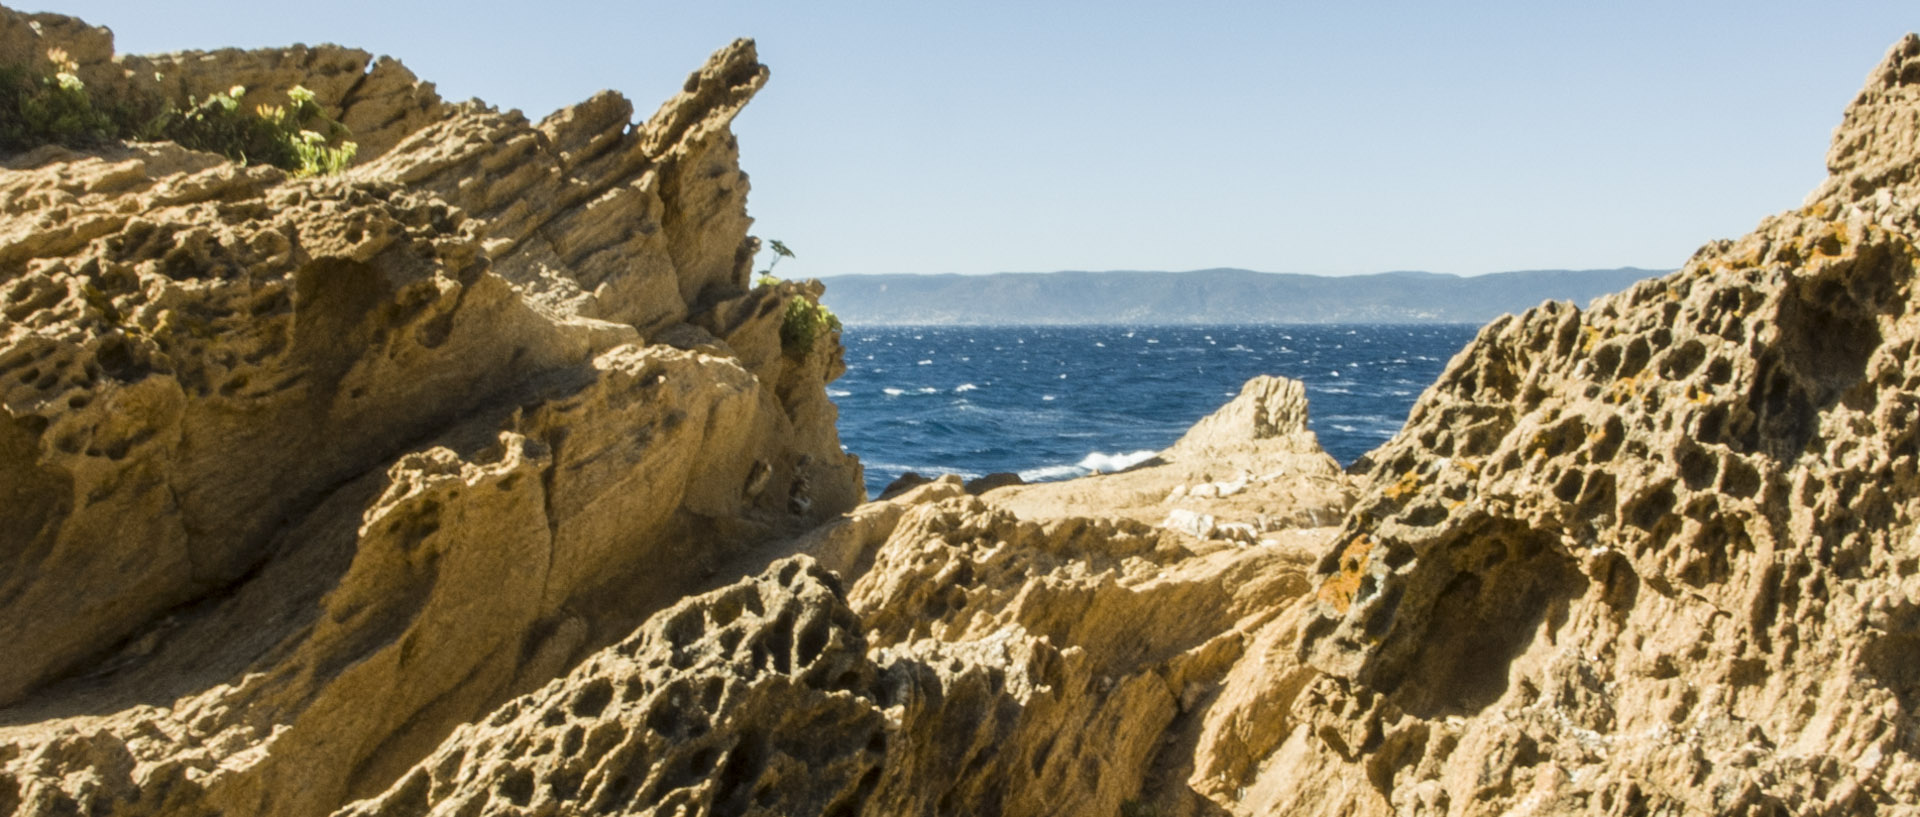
[833,324,1481,498]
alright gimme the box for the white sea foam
[883,387,906,396]
[828,389,851,397]
[1077,450,1158,472]
[954,383,980,393]
[1017,450,1157,482]
[1018,464,1083,481]
[1041,394,1057,401]
[917,387,939,394]
[917,359,934,365]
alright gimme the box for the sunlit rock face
[6,4,1920,817]
[0,6,857,816]
[1269,33,1920,817]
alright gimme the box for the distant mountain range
[815,267,1666,325]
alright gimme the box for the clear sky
[29,2,1919,277]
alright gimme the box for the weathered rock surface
[365,32,1920,817]
[1251,35,1920,816]
[988,373,1353,540]
[9,6,1920,817]
[348,497,1319,817]
[1,6,857,817]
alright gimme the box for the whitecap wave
[828,389,851,397]
[954,383,979,393]
[917,359,934,365]
[917,387,939,394]
[1016,449,1159,483]
[1078,450,1158,472]
[882,387,906,396]
[1018,464,1084,482]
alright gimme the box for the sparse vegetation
[159,84,358,176]
[760,238,795,275]
[753,238,842,354]
[0,47,356,175]
[780,296,841,356]
[0,49,123,150]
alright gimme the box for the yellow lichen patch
[1816,223,1849,256]
[1383,470,1422,501]
[1580,325,1605,353]
[1605,373,1646,406]
[1316,535,1375,614]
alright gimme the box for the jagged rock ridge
[6,8,1920,817]
[1,6,858,816]
[353,31,1920,817]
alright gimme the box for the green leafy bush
[780,297,841,356]
[1,48,356,175]
[0,49,119,150]
[157,84,357,175]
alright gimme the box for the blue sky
[34,2,1919,277]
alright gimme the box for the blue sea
[832,324,1479,497]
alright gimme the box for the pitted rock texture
[1240,34,1920,816]
[335,556,895,817]
[340,551,1145,817]
[340,475,1333,817]
[1,7,858,817]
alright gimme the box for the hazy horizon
[38,1,1918,280]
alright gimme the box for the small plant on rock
[156,84,357,176]
[0,48,118,150]
[0,48,356,176]
[780,297,842,356]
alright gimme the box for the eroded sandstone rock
[987,373,1353,541]
[9,6,1920,817]
[1,6,858,816]
[1242,34,1920,816]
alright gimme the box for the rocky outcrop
[348,32,1920,817]
[8,6,1920,817]
[348,499,1319,817]
[1,6,857,816]
[0,9,444,162]
[1250,35,1920,816]
[987,373,1353,541]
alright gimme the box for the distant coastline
[817,267,1664,325]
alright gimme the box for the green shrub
[1,48,356,176]
[780,296,841,356]
[0,51,118,150]
[156,84,357,176]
